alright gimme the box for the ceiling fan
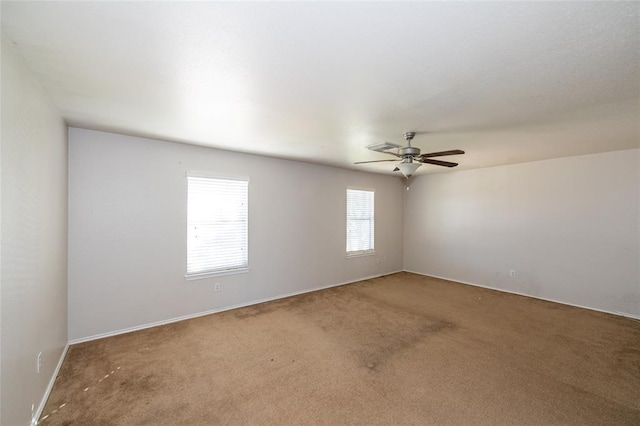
[355,132,465,177]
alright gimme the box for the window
[346,188,374,256]
[186,174,248,279]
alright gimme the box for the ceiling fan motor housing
[399,146,420,157]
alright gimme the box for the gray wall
[404,149,640,318]
[68,128,405,341]
[1,36,68,425]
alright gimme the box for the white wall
[1,36,68,425]
[404,149,640,318]
[68,128,404,341]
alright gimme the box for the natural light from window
[186,175,248,278]
[346,188,374,256]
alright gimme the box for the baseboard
[32,343,69,425]
[69,270,403,345]
[404,270,640,321]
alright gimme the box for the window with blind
[346,188,375,256]
[186,174,249,279]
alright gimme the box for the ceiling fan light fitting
[397,162,421,177]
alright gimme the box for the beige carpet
[40,272,640,425]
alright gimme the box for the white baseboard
[69,270,402,345]
[404,270,640,321]
[32,343,69,425]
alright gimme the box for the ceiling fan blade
[354,159,399,164]
[419,158,459,168]
[365,150,400,158]
[380,151,401,158]
[366,142,402,153]
[419,149,465,158]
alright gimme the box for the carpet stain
[353,319,458,372]
[118,373,162,393]
[286,287,462,371]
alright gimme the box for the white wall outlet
[214,283,221,292]
[36,352,42,373]
[509,270,516,278]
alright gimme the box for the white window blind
[187,175,248,277]
[346,189,374,255]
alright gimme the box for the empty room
[1,1,639,425]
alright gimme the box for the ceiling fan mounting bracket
[403,132,416,142]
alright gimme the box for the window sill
[185,267,249,281]
[346,250,375,259]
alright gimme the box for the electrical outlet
[509,270,516,278]
[36,352,42,373]
[214,283,221,292]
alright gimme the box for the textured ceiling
[2,1,639,175]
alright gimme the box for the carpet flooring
[40,272,640,425]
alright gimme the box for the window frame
[185,171,250,281]
[346,187,375,258]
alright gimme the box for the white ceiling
[2,1,639,175]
